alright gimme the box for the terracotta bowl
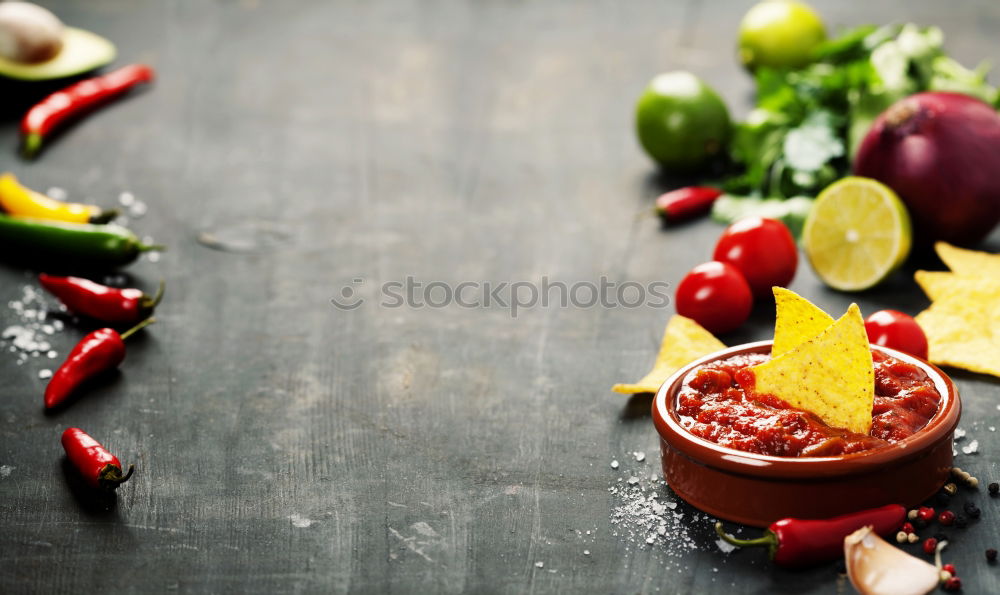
[652,341,960,528]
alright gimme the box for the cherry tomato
[864,310,929,360]
[675,261,753,334]
[713,217,798,297]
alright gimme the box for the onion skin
[854,92,1000,246]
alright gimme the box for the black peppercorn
[963,501,981,519]
[989,482,999,496]
[987,548,997,562]
[955,514,968,528]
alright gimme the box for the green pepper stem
[100,464,135,489]
[90,208,121,224]
[22,133,42,159]
[714,522,779,559]
[143,280,165,310]
[120,317,156,340]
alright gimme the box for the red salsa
[675,350,941,457]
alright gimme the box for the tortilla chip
[915,270,1000,302]
[915,295,1000,378]
[612,315,725,394]
[935,242,1000,277]
[752,304,874,434]
[771,287,835,358]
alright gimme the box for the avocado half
[0,27,115,81]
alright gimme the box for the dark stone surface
[1,1,999,593]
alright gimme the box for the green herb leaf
[711,195,814,238]
[782,110,844,173]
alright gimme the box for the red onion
[854,92,1000,245]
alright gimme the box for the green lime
[738,0,826,70]
[802,177,912,291]
[635,71,731,172]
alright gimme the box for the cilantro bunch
[714,24,1000,235]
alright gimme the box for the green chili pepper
[0,215,163,269]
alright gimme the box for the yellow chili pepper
[0,173,117,224]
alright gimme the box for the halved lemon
[802,177,912,291]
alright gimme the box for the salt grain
[716,539,736,554]
[47,187,67,201]
[1,285,65,364]
[38,369,51,379]
[961,440,979,455]
[634,451,646,462]
[118,192,135,207]
[955,428,966,439]
[609,454,700,572]
[534,561,544,568]
[610,460,619,470]
[583,550,590,556]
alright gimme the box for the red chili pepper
[39,274,164,325]
[44,317,155,409]
[714,504,906,567]
[654,186,722,223]
[21,64,155,158]
[61,427,134,491]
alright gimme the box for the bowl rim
[652,340,961,479]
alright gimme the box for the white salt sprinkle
[46,187,67,201]
[534,561,544,568]
[38,369,51,379]
[716,538,736,553]
[634,451,646,462]
[2,285,66,364]
[610,460,619,470]
[961,440,979,455]
[609,453,700,572]
[954,428,966,439]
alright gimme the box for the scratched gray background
[1,1,999,593]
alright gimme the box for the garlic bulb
[844,526,938,595]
